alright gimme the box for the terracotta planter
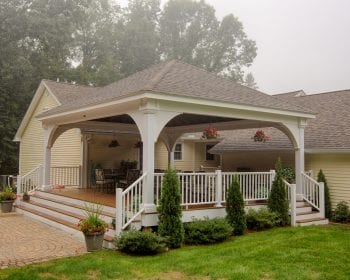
[0,200,14,213]
[84,232,104,252]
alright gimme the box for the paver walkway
[0,214,86,269]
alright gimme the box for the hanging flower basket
[202,125,219,139]
[252,130,270,143]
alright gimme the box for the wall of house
[19,89,82,175]
[306,153,350,206]
[88,134,139,170]
[221,151,295,172]
[154,141,220,171]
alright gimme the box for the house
[208,90,350,207]
[13,60,326,241]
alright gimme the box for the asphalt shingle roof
[38,60,312,118]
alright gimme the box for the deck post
[290,183,297,226]
[215,170,222,207]
[16,175,22,195]
[295,122,305,194]
[319,182,325,218]
[116,188,123,236]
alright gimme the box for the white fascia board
[305,149,350,154]
[13,81,61,142]
[143,92,316,119]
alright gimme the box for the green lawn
[1,225,349,280]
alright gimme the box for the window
[174,143,183,160]
[205,144,215,161]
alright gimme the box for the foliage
[202,125,219,139]
[252,130,270,142]
[158,169,184,248]
[115,230,166,255]
[317,169,332,219]
[184,218,232,245]
[246,208,280,231]
[78,204,108,235]
[332,201,350,223]
[0,187,16,201]
[226,176,246,235]
[268,158,290,226]
[280,166,295,183]
[0,0,257,175]
[1,226,350,279]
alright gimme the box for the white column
[215,169,222,207]
[81,134,90,188]
[42,125,56,190]
[295,123,305,194]
[168,150,175,168]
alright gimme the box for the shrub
[184,218,232,245]
[226,176,246,235]
[332,201,350,223]
[246,208,280,231]
[317,169,332,219]
[115,230,166,255]
[158,169,184,248]
[281,166,295,183]
[268,158,290,226]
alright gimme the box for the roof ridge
[42,79,98,89]
[274,90,305,96]
[143,60,177,90]
[303,88,350,96]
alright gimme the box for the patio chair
[95,169,115,193]
[118,169,141,189]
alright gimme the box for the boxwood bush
[246,208,280,231]
[332,201,350,223]
[184,218,232,245]
[115,230,166,255]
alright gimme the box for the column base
[40,185,52,191]
[142,203,157,213]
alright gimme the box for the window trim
[205,144,215,161]
[174,143,183,161]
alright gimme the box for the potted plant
[78,204,108,252]
[202,125,219,139]
[23,191,30,202]
[252,130,270,142]
[0,187,16,213]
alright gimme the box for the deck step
[296,218,329,226]
[15,204,115,248]
[296,211,321,221]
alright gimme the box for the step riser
[296,212,322,221]
[297,219,329,226]
[15,207,115,248]
[35,191,116,215]
[29,196,114,224]
[296,207,312,214]
[296,202,308,207]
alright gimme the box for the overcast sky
[120,0,350,94]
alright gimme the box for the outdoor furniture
[118,169,141,189]
[95,169,114,193]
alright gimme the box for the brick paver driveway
[0,214,86,269]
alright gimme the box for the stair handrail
[17,164,43,195]
[301,172,325,217]
[115,172,147,235]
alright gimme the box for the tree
[158,169,184,248]
[317,169,332,219]
[226,176,246,235]
[244,73,258,89]
[268,158,290,226]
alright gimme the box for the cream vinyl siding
[155,141,220,171]
[221,151,294,172]
[306,153,350,206]
[19,89,82,175]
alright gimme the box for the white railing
[222,170,275,202]
[283,179,296,226]
[155,172,217,207]
[50,166,81,186]
[17,165,43,194]
[116,173,146,235]
[301,172,324,216]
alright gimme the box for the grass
[0,225,349,280]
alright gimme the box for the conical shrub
[317,169,332,219]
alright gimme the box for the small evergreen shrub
[281,166,295,183]
[268,158,290,226]
[158,169,184,248]
[332,201,350,223]
[184,218,232,245]
[246,208,280,231]
[115,230,166,255]
[317,169,332,219]
[226,176,246,235]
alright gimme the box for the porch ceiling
[94,113,239,127]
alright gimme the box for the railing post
[319,182,325,218]
[116,188,123,236]
[290,183,297,226]
[16,175,22,195]
[215,170,222,207]
[38,165,43,189]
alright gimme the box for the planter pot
[0,200,14,213]
[23,194,30,202]
[84,232,104,252]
